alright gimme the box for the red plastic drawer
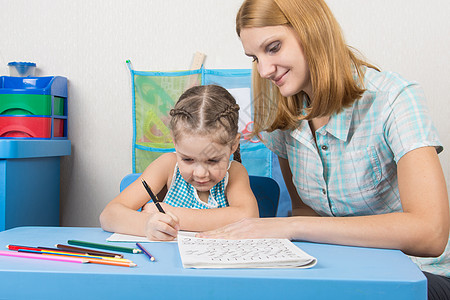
[0,116,52,138]
[53,118,65,137]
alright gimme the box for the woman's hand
[197,217,292,240]
[144,211,180,241]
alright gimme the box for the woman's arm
[148,162,259,232]
[99,153,179,239]
[278,157,320,217]
[200,147,449,257]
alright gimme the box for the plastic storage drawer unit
[0,76,68,139]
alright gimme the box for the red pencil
[6,245,38,251]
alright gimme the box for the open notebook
[177,234,317,269]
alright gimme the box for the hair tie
[214,104,239,123]
[231,104,240,112]
[170,108,193,119]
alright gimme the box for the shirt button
[321,145,328,151]
[322,189,326,195]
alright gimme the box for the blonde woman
[200,0,450,297]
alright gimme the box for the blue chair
[120,173,280,217]
[248,175,280,218]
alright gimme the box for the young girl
[100,85,259,241]
[200,0,449,298]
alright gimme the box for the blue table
[0,226,426,299]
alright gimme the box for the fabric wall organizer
[127,61,291,216]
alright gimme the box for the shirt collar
[317,102,354,142]
[291,95,355,144]
[323,104,354,142]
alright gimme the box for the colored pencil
[39,246,127,260]
[136,243,155,262]
[8,244,125,261]
[16,250,136,267]
[8,245,78,255]
[6,250,136,267]
[17,249,132,262]
[85,257,137,267]
[6,244,38,251]
[38,246,70,251]
[68,240,142,254]
[0,250,86,264]
[141,178,165,213]
[55,244,123,258]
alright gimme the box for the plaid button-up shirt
[264,67,449,276]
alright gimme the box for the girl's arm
[99,153,180,239]
[200,147,449,257]
[278,157,320,217]
[148,161,259,232]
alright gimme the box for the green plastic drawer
[53,97,64,116]
[0,94,64,116]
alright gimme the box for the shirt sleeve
[383,81,443,163]
[261,129,289,159]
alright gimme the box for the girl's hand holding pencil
[144,210,180,241]
[140,178,180,241]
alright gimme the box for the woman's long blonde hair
[236,0,379,133]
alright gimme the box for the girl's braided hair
[169,85,241,162]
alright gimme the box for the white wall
[1,0,449,227]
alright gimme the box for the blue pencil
[136,243,155,262]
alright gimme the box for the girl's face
[240,25,312,98]
[174,134,237,192]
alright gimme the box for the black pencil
[141,178,165,213]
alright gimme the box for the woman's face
[240,25,312,98]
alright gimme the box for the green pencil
[68,240,142,254]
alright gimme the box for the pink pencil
[0,250,87,264]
